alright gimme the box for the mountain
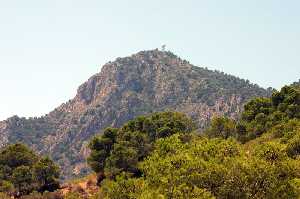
[0,49,272,179]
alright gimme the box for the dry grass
[60,174,99,198]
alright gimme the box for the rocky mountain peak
[67,49,190,112]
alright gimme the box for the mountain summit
[0,49,271,179]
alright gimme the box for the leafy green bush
[204,117,237,139]
[253,142,286,163]
[286,135,300,158]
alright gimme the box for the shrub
[0,144,60,197]
[286,135,300,158]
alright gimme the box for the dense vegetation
[87,112,194,183]
[100,136,300,198]
[2,84,300,198]
[0,143,60,198]
[205,85,300,142]
[86,85,300,199]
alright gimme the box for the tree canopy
[0,143,60,197]
[88,111,195,182]
[99,85,300,199]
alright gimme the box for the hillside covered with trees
[85,84,300,199]
[1,84,300,198]
[0,50,271,179]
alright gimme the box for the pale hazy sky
[0,0,299,120]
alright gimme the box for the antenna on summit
[161,44,166,51]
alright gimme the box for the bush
[287,135,300,158]
[253,142,286,163]
[205,117,237,139]
[0,144,60,197]
[104,134,300,198]
[88,111,194,181]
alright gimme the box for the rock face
[0,49,271,179]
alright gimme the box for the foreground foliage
[2,84,300,198]
[88,111,194,182]
[99,85,300,199]
[0,144,60,197]
[100,134,300,199]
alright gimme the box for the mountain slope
[0,49,271,179]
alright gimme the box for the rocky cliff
[0,49,271,179]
